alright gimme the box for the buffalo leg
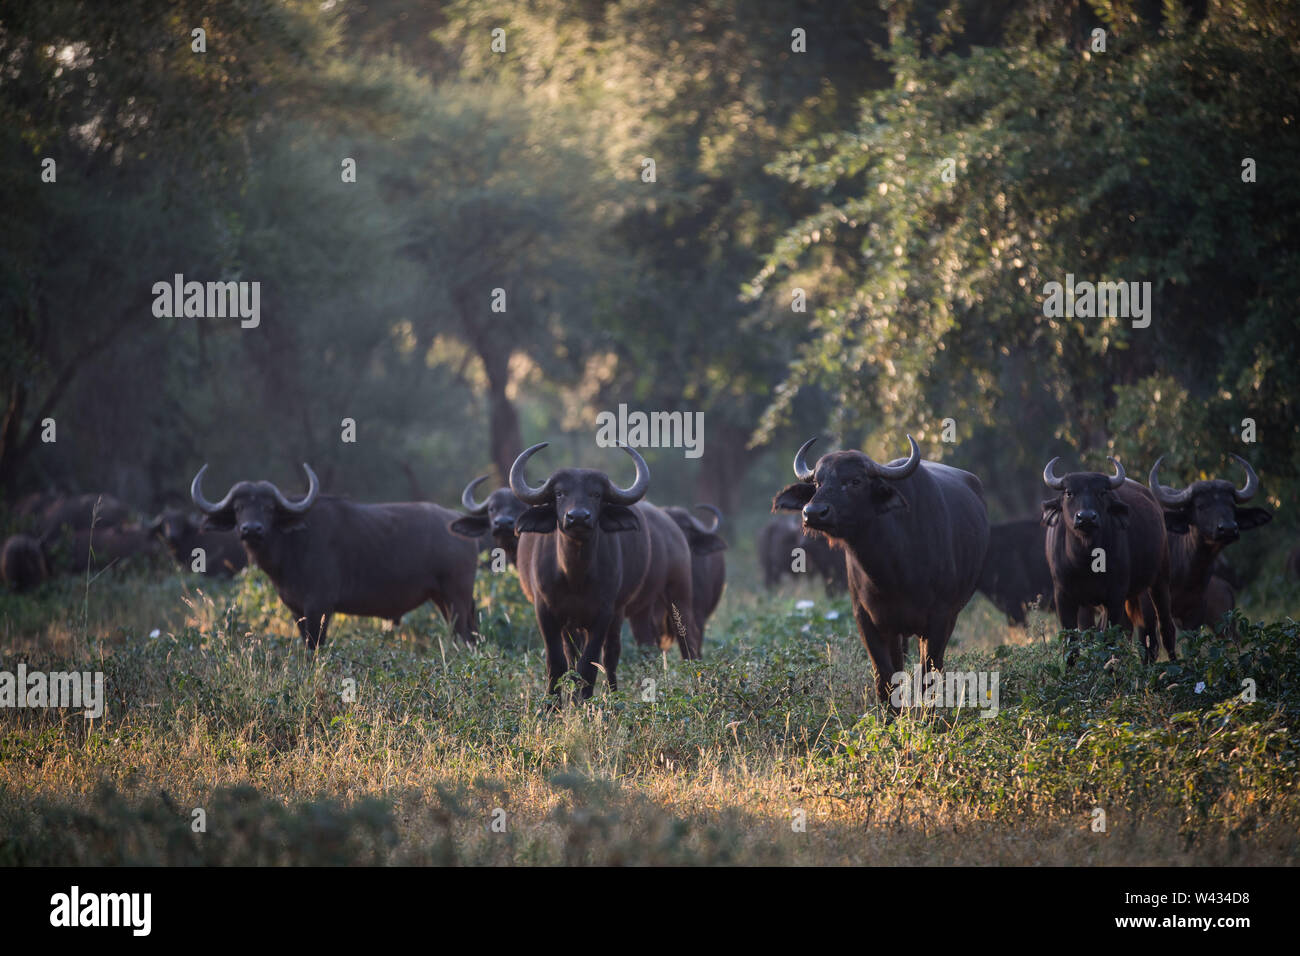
[1055,588,1081,666]
[1128,595,1157,664]
[300,608,330,649]
[1150,579,1177,662]
[576,611,614,699]
[602,615,624,692]
[536,606,570,696]
[663,561,701,659]
[853,604,903,709]
[441,577,478,645]
[918,611,955,675]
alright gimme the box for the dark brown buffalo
[510,443,699,699]
[757,514,847,594]
[1141,455,1271,630]
[36,493,132,539]
[1041,458,1175,663]
[1,534,48,591]
[150,508,248,577]
[630,504,727,653]
[773,435,989,707]
[448,477,527,564]
[192,463,478,647]
[43,525,160,575]
[977,518,1055,627]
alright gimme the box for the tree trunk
[483,349,522,485]
[693,419,751,519]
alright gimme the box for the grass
[1,555,1298,865]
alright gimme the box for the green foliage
[2,567,1298,863]
[753,10,1300,512]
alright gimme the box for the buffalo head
[149,507,199,553]
[1041,457,1127,539]
[772,435,921,537]
[509,442,649,541]
[1149,455,1270,543]
[191,463,320,547]
[449,476,527,552]
[665,504,728,555]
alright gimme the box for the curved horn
[270,463,320,514]
[191,464,235,515]
[692,503,722,534]
[1148,456,1193,507]
[1106,456,1125,489]
[460,475,491,515]
[605,444,651,506]
[1043,457,1067,491]
[1230,454,1259,502]
[870,434,921,480]
[793,438,818,482]
[509,443,555,505]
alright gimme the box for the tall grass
[0,556,1297,865]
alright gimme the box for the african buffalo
[192,463,478,647]
[1143,455,1271,630]
[510,442,699,699]
[42,525,159,575]
[150,508,247,577]
[1041,457,1175,663]
[977,518,1055,627]
[36,493,132,539]
[630,504,727,653]
[757,514,847,595]
[1,534,48,592]
[773,435,989,707]
[448,476,527,565]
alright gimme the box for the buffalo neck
[244,532,291,581]
[1061,522,1118,567]
[554,528,600,585]
[1173,530,1221,590]
[842,524,908,594]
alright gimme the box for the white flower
[795,600,815,611]
[824,610,840,621]
[1194,681,1206,694]
[149,628,161,639]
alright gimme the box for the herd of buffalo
[1,436,1292,706]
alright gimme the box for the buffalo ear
[1041,497,1062,527]
[871,481,908,514]
[1163,508,1192,535]
[1108,499,1130,530]
[1234,506,1272,530]
[449,515,491,539]
[772,483,815,512]
[689,532,728,555]
[200,510,236,533]
[599,505,640,533]
[515,504,557,534]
